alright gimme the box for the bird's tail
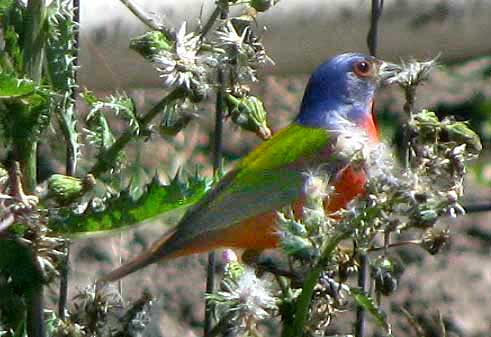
[97,228,176,284]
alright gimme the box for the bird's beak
[376,60,401,85]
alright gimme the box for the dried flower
[154,23,207,91]
[207,268,277,334]
[387,57,438,87]
[216,19,273,82]
[421,228,451,255]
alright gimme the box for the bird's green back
[160,123,331,255]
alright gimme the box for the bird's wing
[163,123,334,254]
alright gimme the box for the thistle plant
[0,0,276,336]
[0,1,484,337]
[206,59,481,337]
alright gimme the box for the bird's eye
[353,61,372,77]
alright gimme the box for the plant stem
[282,231,350,337]
[199,7,221,43]
[14,140,37,193]
[21,2,47,337]
[366,0,384,57]
[204,4,229,336]
[368,240,421,252]
[26,286,45,337]
[23,0,46,83]
[89,88,186,177]
[120,0,174,37]
[356,2,384,336]
[59,0,79,319]
[355,253,368,337]
[66,0,80,176]
[58,243,70,319]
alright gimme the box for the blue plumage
[296,53,377,129]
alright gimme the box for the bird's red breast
[168,106,380,255]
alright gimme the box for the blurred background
[47,1,491,336]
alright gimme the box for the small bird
[99,52,399,283]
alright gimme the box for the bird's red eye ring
[353,60,372,77]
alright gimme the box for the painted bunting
[100,52,399,283]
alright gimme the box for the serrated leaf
[0,4,24,73]
[49,173,212,236]
[0,88,54,142]
[350,288,392,336]
[0,73,35,98]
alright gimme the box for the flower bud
[410,207,438,228]
[280,233,317,261]
[130,31,173,60]
[371,257,398,296]
[222,249,238,264]
[223,253,245,282]
[277,212,307,237]
[48,174,95,205]
[442,120,482,155]
[447,190,458,203]
[410,110,440,136]
[304,173,331,213]
[375,271,398,296]
[226,94,271,140]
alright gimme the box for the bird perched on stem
[99,52,399,283]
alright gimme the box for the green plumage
[159,124,332,255]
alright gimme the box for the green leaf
[85,91,140,135]
[0,3,24,73]
[0,0,14,14]
[0,73,35,98]
[350,288,392,336]
[49,172,212,236]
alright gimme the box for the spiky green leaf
[0,73,35,98]
[49,173,212,236]
[350,288,392,335]
[0,87,54,143]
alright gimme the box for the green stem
[89,88,186,177]
[17,0,47,190]
[204,3,229,336]
[282,231,350,337]
[21,2,47,336]
[23,0,46,83]
[14,140,37,193]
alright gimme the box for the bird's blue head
[296,53,398,138]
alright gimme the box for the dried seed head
[387,57,438,87]
[421,228,451,255]
[303,171,332,210]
